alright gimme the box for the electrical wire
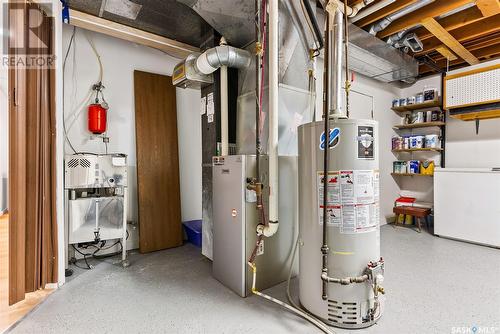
[63,28,106,155]
[63,27,78,154]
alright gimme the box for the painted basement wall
[62,25,202,235]
[403,58,500,168]
[348,74,403,225]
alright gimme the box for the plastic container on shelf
[425,134,439,148]
[421,160,435,175]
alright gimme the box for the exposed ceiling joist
[421,17,480,64]
[431,34,500,61]
[378,0,474,39]
[68,9,199,59]
[412,6,484,41]
[419,44,500,75]
[355,0,418,28]
[475,0,500,16]
[435,45,458,60]
[417,14,500,56]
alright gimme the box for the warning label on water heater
[317,170,379,234]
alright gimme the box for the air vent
[327,300,360,325]
[80,159,91,168]
[67,159,79,168]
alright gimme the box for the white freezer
[434,168,500,248]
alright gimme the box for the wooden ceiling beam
[419,44,500,75]
[416,14,500,56]
[421,17,480,65]
[378,0,473,39]
[432,35,500,61]
[355,0,418,28]
[476,0,500,16]
[435,46,458,60]
[412,6,484,41]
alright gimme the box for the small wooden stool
[392,206,431,233]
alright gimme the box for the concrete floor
[8,225,500,334]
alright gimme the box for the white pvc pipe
[268,0,279,227]
[221,65,229,156]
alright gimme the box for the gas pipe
[88,103,107,134]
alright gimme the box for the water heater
[297,119,384,329]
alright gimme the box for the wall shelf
[393,121,445,130]
[450,109,500,121]
[392,148,443,153]
[391,173,433,177]
[391,99,441,112]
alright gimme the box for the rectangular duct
[181,0,419,83]
[347,23,418,82]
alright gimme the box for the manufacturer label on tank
[319,128,341,150]
[317,170,379,233]
[357,126,374,159]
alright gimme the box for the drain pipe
[195,42,252,156]
[257,0,279,237]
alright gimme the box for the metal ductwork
[172,45,251,87]
[368,0,434,35]
[196,45,252,74]
[328,7,344,116]
[348,23,418,82]
[177,0,254,47]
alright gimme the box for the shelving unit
[393,121,445,130]
[392,148,443,153]
[391,173,433,177]
[390,96,446,232]
[391,99,441,112]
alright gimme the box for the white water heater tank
[297,119,384,329]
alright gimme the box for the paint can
[403,136,410,149]
[409,160,420,174]
[410,135,424,149]
[399,98,407,106]
[416,93,424,104]
[392,99,400,107]
[407,96,416,105]
[426,110,433,122]
[425,134,439,148]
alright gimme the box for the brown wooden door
[134,71,182,253]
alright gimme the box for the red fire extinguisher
[88,82,108,135]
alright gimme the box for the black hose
[301,0,324,51]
